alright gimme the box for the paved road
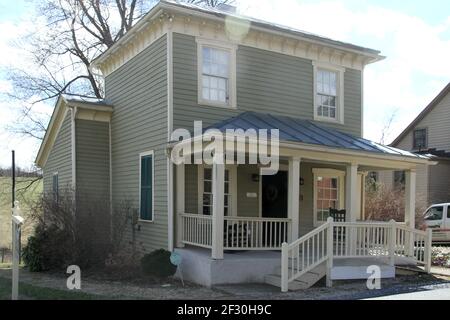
[366,287,450,300]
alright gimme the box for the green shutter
[140,155,153,220]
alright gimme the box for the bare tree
[379,109,398,145]
[6,0,234,142]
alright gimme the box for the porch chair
[329,208,346,243]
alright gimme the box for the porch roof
[205,112,428,161]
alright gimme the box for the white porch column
[211,154,225,260]
[405,170,416,229]
[176,162,185,248]
[288,157,300,242]
[345,163,359,222]
[405,170,416,256]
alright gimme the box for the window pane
[203,206,211,215]
[204,181,212,193]
[204,168,212,180]
[425,207,443,221]
[201,46,230,104]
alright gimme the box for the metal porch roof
[205,112,428,160]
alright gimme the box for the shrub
[22,189,132,272]
[431,248,450,267]
[140,249,177,278]
[365,182,426,229]
[22,225,72,271]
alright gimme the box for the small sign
[170,252,182,266]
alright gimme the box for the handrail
[280,218,433,292]
[281,218,333,292]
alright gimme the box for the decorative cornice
[92,4,384,77]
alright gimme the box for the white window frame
[138,150,155,223]
[412,127,428,150]
[197,164,237,216]
[312,168,345,227]
[313,61,345,124]
[197,38,237,109]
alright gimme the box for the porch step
[264,263,326,291]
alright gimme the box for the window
[313,62,344,123]
[313,169,345,226]
[393,171,405,189]
[202,168,231,216]
[448,206,450,219]
[413,128,427,150]
[52,173,59,203]
[424,206,443,221]
[368,171,378,183]
[197,40,236,108]
[139,151,154,221]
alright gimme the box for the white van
[423,203,450,243]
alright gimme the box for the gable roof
[92,0,384,70]
[206,111,429,161]
[35,95,113,168]
[391,82,450,147]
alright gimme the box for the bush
[365,182,426,229]
[22,189,132,272]
[431,248,450,267]
[140,249,177,278]
[22,225,72,272]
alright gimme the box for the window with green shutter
[140,153,154,221]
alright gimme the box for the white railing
[281,219,332,292]
[224,216,291,250]
[181,213,213,249]
[180,214,291,250]
[280,218,432,292]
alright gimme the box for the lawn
[0,177,43,250]
[0,276,104,300]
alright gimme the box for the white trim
[70,107,77,193]
[196,38,237,109]
[361,66,365,136]
[167,29,175,251]
[312,168,345,227]
[92,2,384,76]
[312,61,345,125]
[138,150,155,223]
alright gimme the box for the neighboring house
[35,1,434,290]
[378,83,450,207]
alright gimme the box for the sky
[0,0,449,168]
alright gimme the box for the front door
[262,171,288,218]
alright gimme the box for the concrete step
[265,263,326,291]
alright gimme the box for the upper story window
[197,39,236,109]
[413,128,427,150]
[313,62,345,124]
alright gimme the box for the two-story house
[35,1,434,291]
[378,83,450,207]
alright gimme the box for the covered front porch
[170,112,433,289]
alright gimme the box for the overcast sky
[0,0,449,168]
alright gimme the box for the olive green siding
[75,119,110,204]
[105,35,168,253]
[172,33,362,137]
[43,112,72,194]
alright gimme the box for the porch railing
[224,216,291,250]
[280,219,432,292]
[180,214,291,250]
